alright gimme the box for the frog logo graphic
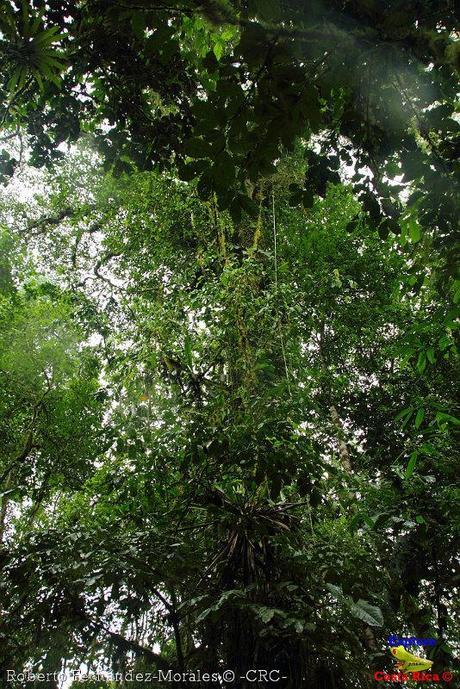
[391,645,433,673]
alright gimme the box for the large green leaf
[350,600,384,627]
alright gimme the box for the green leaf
[438,335,451,351]
[416,351,427,374]
[436,412,460,426]
[408,219,421,243]
[414,408,425,429]
[33,26,63,46]
[405,452,418,478]
[350,600,384,627]
[395,406,413,423]
[426,347,435,364]
[256,606,276,623]
[326,583,344,600]
[184,334,193,367]
[213,41,224,61]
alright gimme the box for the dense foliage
[0,2,458,689]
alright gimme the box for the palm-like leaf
[5,2,66,95]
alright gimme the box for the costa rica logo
[373,642,454,682]
[390,645,433,673]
